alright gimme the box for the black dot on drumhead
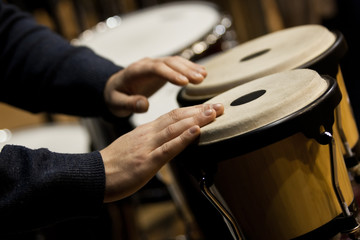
[240,49,270,62]
[230,90,266,106]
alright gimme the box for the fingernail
[189,125,199,135]
[193,72,204,79]
[178,74,188,83]
[212,103,223,111]
[197,67,207,74]
[203,105,214,116]
[136,99,146,111]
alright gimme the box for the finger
[150,125,201,165]
[153,104,218,147]
[163,56,207,84]
[126,57,206,86]
[139,57,205,86]
[154,103,224,131]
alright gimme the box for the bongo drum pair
[178,24,359,168]
[176,69,359,239]
[169,24,360,239]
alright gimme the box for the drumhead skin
[72,2,221,66]
[200,69,328,145]
[180,24,336,101]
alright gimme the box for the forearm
[0,2,122,116]
[0,145,105,236]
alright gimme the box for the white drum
[0,123,90,153]
[72,1,233,66]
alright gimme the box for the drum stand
[325,131,360,239]
[198,130,360,240]
[336,106,359,168]
[199,177,245,240]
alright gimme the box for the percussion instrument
[177,24,359,167]
[176,69,359,239]
[72,1,235,66]
[0,123,90,153]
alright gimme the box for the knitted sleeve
[0,2,123,116]
[0,145,106,236]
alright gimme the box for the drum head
[180,24,336,101]
[72,2,221,66]
[200,69,330,144]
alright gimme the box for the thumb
[109,94,150,117]
[133,96,149,113]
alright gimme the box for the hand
[100,103,224,202]
[104,56,207,117]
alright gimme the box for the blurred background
[1,0,360,239]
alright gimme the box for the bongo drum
[177,24,359,167]
[176,69,359,239]
[72,1,235,66]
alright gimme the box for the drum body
[177,25,359,163]
[177,69,357,239]
[213,133,352,240]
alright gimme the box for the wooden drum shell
[334,67,359,154]
[213,132,353,239]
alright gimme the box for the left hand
[104,56,207,117]
[101,103,224,202]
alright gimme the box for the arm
[0,147,105,235]
[0,103,224,236]
[0,2,122,116]
[0,2,207,118]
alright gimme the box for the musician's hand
[104,56,206,117]
[100,103,224,202]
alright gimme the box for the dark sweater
[0,1,122,236]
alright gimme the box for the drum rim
[299,30,347,78]
[177,75,341,168]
